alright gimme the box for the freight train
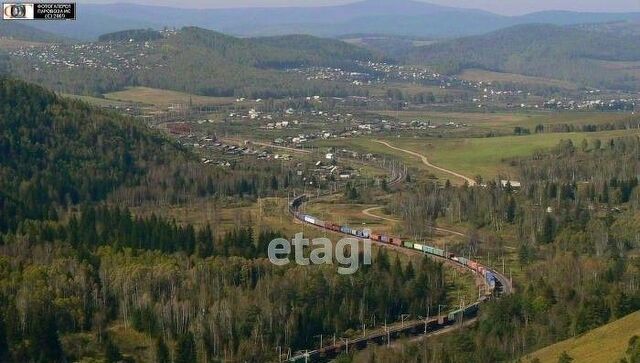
[290,194,499,299]
[287,194,508,361]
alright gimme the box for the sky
[80,0,640,15]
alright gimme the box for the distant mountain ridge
[0,22,68,42]
[8,26,381,98]
[403,23,640,91]
[18,0,640,40]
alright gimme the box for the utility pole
[400,313,410,328]
[438,304,446,317]
[341,338,349,354]
[386,327,390,347]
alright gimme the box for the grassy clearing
[458,69,578,89]
[524,310,640,363]
[104,87,235,107]
[62,93,132,108]
[130,197,313,238]
[317,128,640,182]
[375,110,632,133]
[598,60,640,79]
[368,81,468,98]
[383,129,640,179]
[0,38,47,49]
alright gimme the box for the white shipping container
[413,243,424,251]
[304,215,315,224]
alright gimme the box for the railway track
[285,194,513,362]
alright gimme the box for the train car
[448,308,465,322]
[361,230,370,238]
[403,241,413,248]
[413,243,424,251]
[380,235,390,243]
[390,237,402,246]
[467,260,479,271]
[370,233,381,241]
[432,248,445,257]
[463,302,480,318]
[327,223,340,232]
[423,245,434,254]
[289,195,306,210]
[303,215,315,224]
[477,266,485,276]
[350,229,359,236]
[314,219,326,228]
[437,316,448,325]
[457,256,469,266]
[485,271,496,289]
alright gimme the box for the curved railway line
[285,193,513,362]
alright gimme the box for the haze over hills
[404,22,640,91]
[0,22,68,42]
[20,0,640,40]
[6,26,380,97]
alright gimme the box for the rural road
[362,206,467,238]
[374,140,477,186]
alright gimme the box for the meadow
[458,68,578,89]
[524,310,640,363]
[103,86,236,107]
[317,128,640,182]
[375,109,633,134]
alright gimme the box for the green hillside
[0,21,67,42]
[405,23,640,91]
[8,26,379,98]
[525,310,640,363]
[0,77,189,234]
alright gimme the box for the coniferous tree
[156,337,171,363]
[175,332,196,363]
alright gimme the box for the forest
[367,134,640,362]
[7,27,380,98]
[404,23,640,91]
[0,77,453,362]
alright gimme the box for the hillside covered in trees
[7,26,383,98]
[404,23,640,91]
[369,134,640,362]
[0,77,455,362]
[0,22,67,42]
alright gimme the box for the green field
[387,129,640,179]
[375,110,633,133]
[525,310,640,363]
[316,128,640,182]
[104,86,236,107]
[62,93,132,108]
[458,68,578,89]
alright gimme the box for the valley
[0,2,639,363]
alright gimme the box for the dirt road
[374,140,476,186]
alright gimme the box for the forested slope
[0,22,67,42]
[8,27,381,97]
[0,78,452,363]
[0,77,188,234]
[405,23,640,91]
